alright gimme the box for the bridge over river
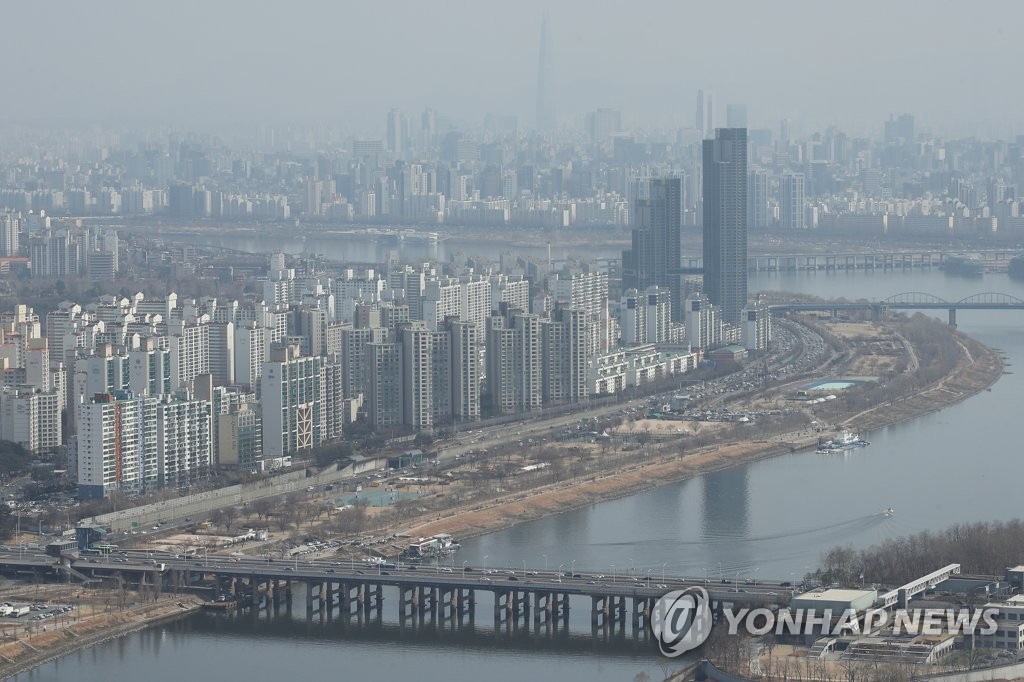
[770,291,1024,327]
[0,551,959,644]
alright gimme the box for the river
[15,269,1024,682]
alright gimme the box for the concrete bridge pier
[494,590,510,624]
[949,308,957,328]
[439,586,456,622]
[632,597,653,639]
[456,588,474,626]
[553,593,570,627]
[403,586,415,621]
[533,591,551,626]
[591,595,607,627]
[514,590,529,627]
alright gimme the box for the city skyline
[2,1,1023,138]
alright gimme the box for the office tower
[697,89,715,139]
[536,13,555,131]
[702,128,748,324]
[420,108,437,150]
[884,113,915,144]
[587,108,622,146]
[748,169,769,230]
[780,173,806,230]
[623,177,683,319]
[387,108,405,155]
[726,104,748,129]
[261,346,324,457]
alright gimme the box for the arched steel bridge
[769,291,1024,326]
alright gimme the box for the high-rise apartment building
[486,306,543,414]
[702,128,748,324]
[542,307,590,405]
[748,169,769,230]
[260,346,324,457]
[623,177,684,319]
[366,341,403,427]
[780,173,806,230]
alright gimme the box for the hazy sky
[6,0,1022,138]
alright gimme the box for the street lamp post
[558,564,564,583]
[462,560,468,576]
[571,559,576,578]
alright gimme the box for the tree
[251,498,275,522]
[221,506,239,532]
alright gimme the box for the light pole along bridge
[769,292,1024,327]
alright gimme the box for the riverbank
[0,592,202,681]
[0,321,1002,678]
[398,322,1003,544]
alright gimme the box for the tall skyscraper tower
[697,89,715,139]
[703,128,748,324]
[623,177,684,319]
[780,173,806,230]
[536,13,555,131]
[387,108,404,155]
[726,104,748,128]
[748,169,769,230]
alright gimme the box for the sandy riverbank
[399,325,1003,543]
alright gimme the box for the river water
[16,269,1024,682]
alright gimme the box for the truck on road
[11,606,30,618]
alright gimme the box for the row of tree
[813,518,1024,586]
